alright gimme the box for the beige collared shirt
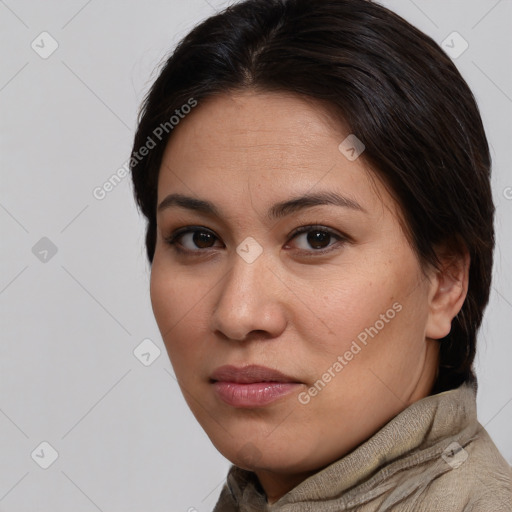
[213,381,512,511]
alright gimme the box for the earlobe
[425,250,470,340]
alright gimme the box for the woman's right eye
[164,227,223,254]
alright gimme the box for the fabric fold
[213,381,512,511]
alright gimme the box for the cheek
[150,253,209,325]
[149,263,178,331]
[304,257,426,367]
[149,260,211,366]
[300,270,396,353]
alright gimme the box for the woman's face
[150,90,441,492]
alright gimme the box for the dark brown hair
[130,0,495,394]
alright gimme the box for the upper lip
[210,364,299,384]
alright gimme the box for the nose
[209,250,288,342]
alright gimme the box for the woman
[129,0,512,509]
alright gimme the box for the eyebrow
[157,191,366,220]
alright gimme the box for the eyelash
[163,224,349,257]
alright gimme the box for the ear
[425,248,470,340]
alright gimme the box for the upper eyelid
[164,226,223,248]
[168,224,342,238]
[289,225,345,238]
[165,224,346,248]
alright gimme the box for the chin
[217,435,324,474]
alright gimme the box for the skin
[149,90,469,504]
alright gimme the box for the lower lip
[212,381,301,408]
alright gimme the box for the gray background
[1,1,511,510]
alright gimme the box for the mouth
[210,364,299,384]
[209,364,302,408]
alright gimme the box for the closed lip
[210,364,300,384]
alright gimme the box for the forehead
[168,90,343,158]
[157,90,395,221]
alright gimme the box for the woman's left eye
[287,226,346,253]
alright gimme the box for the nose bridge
[221,247,269,314]
[211,247,286,340]
[226,253,261,300]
